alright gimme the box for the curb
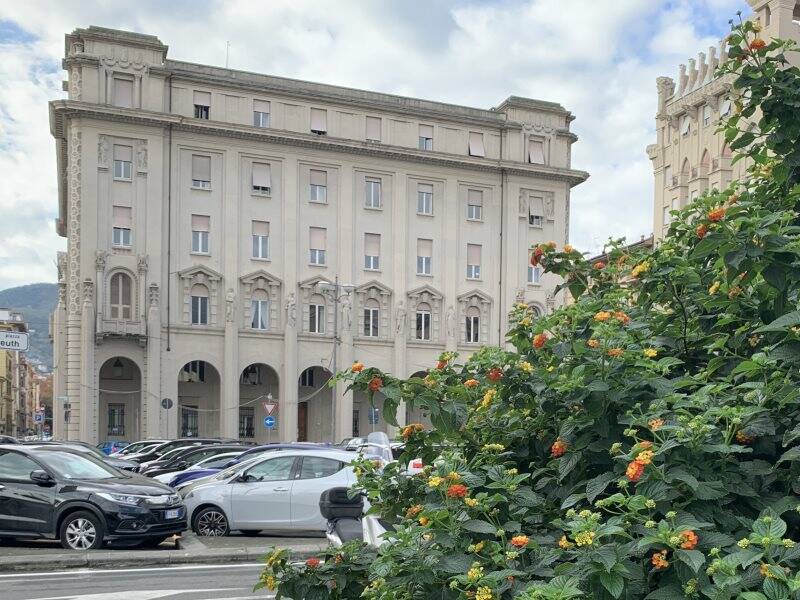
[0,546,323,573]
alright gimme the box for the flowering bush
[259,20,800,600]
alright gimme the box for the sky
[0,0,749,291]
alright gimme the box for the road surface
[0,563,274,600]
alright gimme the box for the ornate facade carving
[298,276,334,335]
[67,129,82,315]
[519,188,555,221]
[82,279,94,305]
[69,66,81,101]
[148,283,160,307]
[457,290,492,345]
[97,136,109,169]
[137,254,148,274]
[95,250,107,272]
[285,292,297,329]
[240,270,282,331]
[354,281,392,340]
[178,265,222,326]
[136,140,148,173]
[57,251,67,283]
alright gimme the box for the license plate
[164,508,181,520]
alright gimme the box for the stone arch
[700,149,710,170]
[177,360,221,438]
[238,362,280,443]
[681,157,691,175]
[105,267,137,321]
[297,365,333,442]
[98,356,143,442]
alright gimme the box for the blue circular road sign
[264,415,276,428]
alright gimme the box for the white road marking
[34,591,236,600]
[0,562,264,579]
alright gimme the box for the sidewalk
[0,532,327,572]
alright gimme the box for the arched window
[700,149,710,170]
[109,272,132,319]
[465,306,480,343]
[528,303,543,317]
[793,3,799,24]
[681,158,691,175]
[363,298,379,337]
[309,293,325,334]
[251,289,269,330]
[191,284,209,325]
[416,302,431,340]
[721,142,733,158]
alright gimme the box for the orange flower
[464,379,480,388]
[419,516,430,526]
[648,418,665,431]
[651,550,669,570]
[405,504,423,518]
[594,261,606,270]
[368,376,383,392]
[551,439,568,458]
[306,557,321,569]
[530,247,544,267]
[546,241,557,249]
[626,460,645,482]
[510,535,530,548]
[487,367,504,382]
[607,348,624,358]
[533,333,549,349]
[351,362,364,373]
[638,441,653,450]
[680,530,699,550]
[563,244,574,253]
[749,38,767,50]
[736,430,754,444]
[696,224,708,239]
[446,484,468,499]
[594,311,612,322]
[635,450,654,465]
[613,311,630,325]
[436,360,447,370]
[402,423,423,440]
[708,207,726,222]
[586,339,600,348]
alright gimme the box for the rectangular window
[309,169,327,203]
[416,238,432,275]
[252,220,270,259]
[251,299,270,330]
[107,404,125,436]
[309,304,325,333]
[364,233,380,271]
[528,264,542,284]
[417,183,433,215]
[366,116,381,142]
[112,206,132,247]
[112,78,133,108]
[467,244,481,280]
[365,178,382,208]
[465,315,480,343]
[182,361,206,383]
[468,132,485,157]
[252,162,272,194]
[239,407,255,438]
[310,108,327,134]
[191,155,211,189]
[415,310,431,340]
[191,295,209,325]
[253,99,270,128]
[363,307,379,337]
[418,124,433,150]
[467,189,483,220]
[529,195,544,227]
[194,91,210,119]
[309,227,327,265]
[528,138,545,164]
[680,115,690,136]
[300,369,315,387]
[113,145,133,180]
[181,406,198,437]
[191,214,210,253]
[703,104,712,126]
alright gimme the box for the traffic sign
[264,415,276,428]
[34,414,43,423]
[263,402,277,416]
[368,407,380,425]
[0,331,28,351]
[161,398,174,410]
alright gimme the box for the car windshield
[196,453,241,469]
[37,451,121,480]
[120,441,157,454]
[212,456,263,481]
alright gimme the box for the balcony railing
[96,318,146,344]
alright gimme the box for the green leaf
[777,446,800,464]
[754,310,800,333]
[586,472,618,504]
[593,545,618,572]
[739,593,768,600]
[598,571,624,599]
[675,549,706,573]
[643,585,687,599]
[437,553,473,574]
[461,519,496,534]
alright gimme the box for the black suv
[0,445,187,550]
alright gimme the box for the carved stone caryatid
[341,294,353,333]
[136,140,148,173]
[395,300,406,334]
[148,283,160,307]
[97,136,109,169]
[445,305,456,340]
[518,190,529,217]
[544,192,555,221]
[225,288,235,323]
[95,251,107,273]
[137,254,148,274]
[67,130,82,315]
[285,292,297,329]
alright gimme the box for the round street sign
[161,398,174,410]
[264,415,276,428]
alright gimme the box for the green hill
[0,283,57,370]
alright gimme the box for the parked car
[183,448,358,536]
[0,436,18,444]
[155,451,244,485]
[0,444,187,549]
[115,440,167,456]
[123,438,231,464]
[97,441,129,455]
[22,442,141,473]
[140,444,247,478]
[169,443,330,489]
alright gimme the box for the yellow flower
[558,535,574,549]
[467,565,484,582]
[574,531,595,547]
[546,366,555,372]
[708,281,721,295]
[643,348,658,358]
[481,388,497,409]
[636,450,654,465]
[482,443,505,452]
[419,517,430,526]
[465,497,479,507]
[427,476,444,488]
[594,311,612,322]
[520,317,532,327]
[564,244,574,253]
[447,471,461,481]
[263,575,277,591]
[631,261,651,278]
[519,361,534,373]
[476,587,494,600]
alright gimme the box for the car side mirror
[234,473,257,483]
[30,470,54,486]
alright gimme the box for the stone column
[281,157,299,442]
[52,281,67,440]
[222,288,239,439]
[79,279,96,443]
[145,284,161,439]
[335,293,355,441]
[65,129,82,441]
[392,170,408,432]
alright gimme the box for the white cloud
[0,0,746,289]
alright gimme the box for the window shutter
[310,227,326,249]
[529,195,544,217]
[680,115,690,134]
[192,155,211,181]
[191,214,210,231]
[310,108,327,132]
[417,238,432,257]
[528,139,545,164]
[253,99,270,113]
[365,233,380,255]
[468,132,485,157]
[193,91,211,106]
[366,116,381,140]
[112,206,132,228]
[467,189,483,206]
[310,169,327,186]
[467,244,481,264]
[252,162,271,188]
[419,124,433,138]
[113,78,133,108]
[113,145,133,162]
[252,220,269,236]
[418,183,433,195]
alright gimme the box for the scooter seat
[333,519,363,543]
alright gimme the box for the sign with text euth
[0,331,29,351]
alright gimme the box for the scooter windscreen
[361,431,393,464]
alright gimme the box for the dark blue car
[167,442,331,487]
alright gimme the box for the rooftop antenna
[225,41,230,68]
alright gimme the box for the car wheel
[239,530,261,536]
[193,507,229,537]
[60,511,104,550]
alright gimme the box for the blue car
[97,440,130,455]
[168,442,330,487]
